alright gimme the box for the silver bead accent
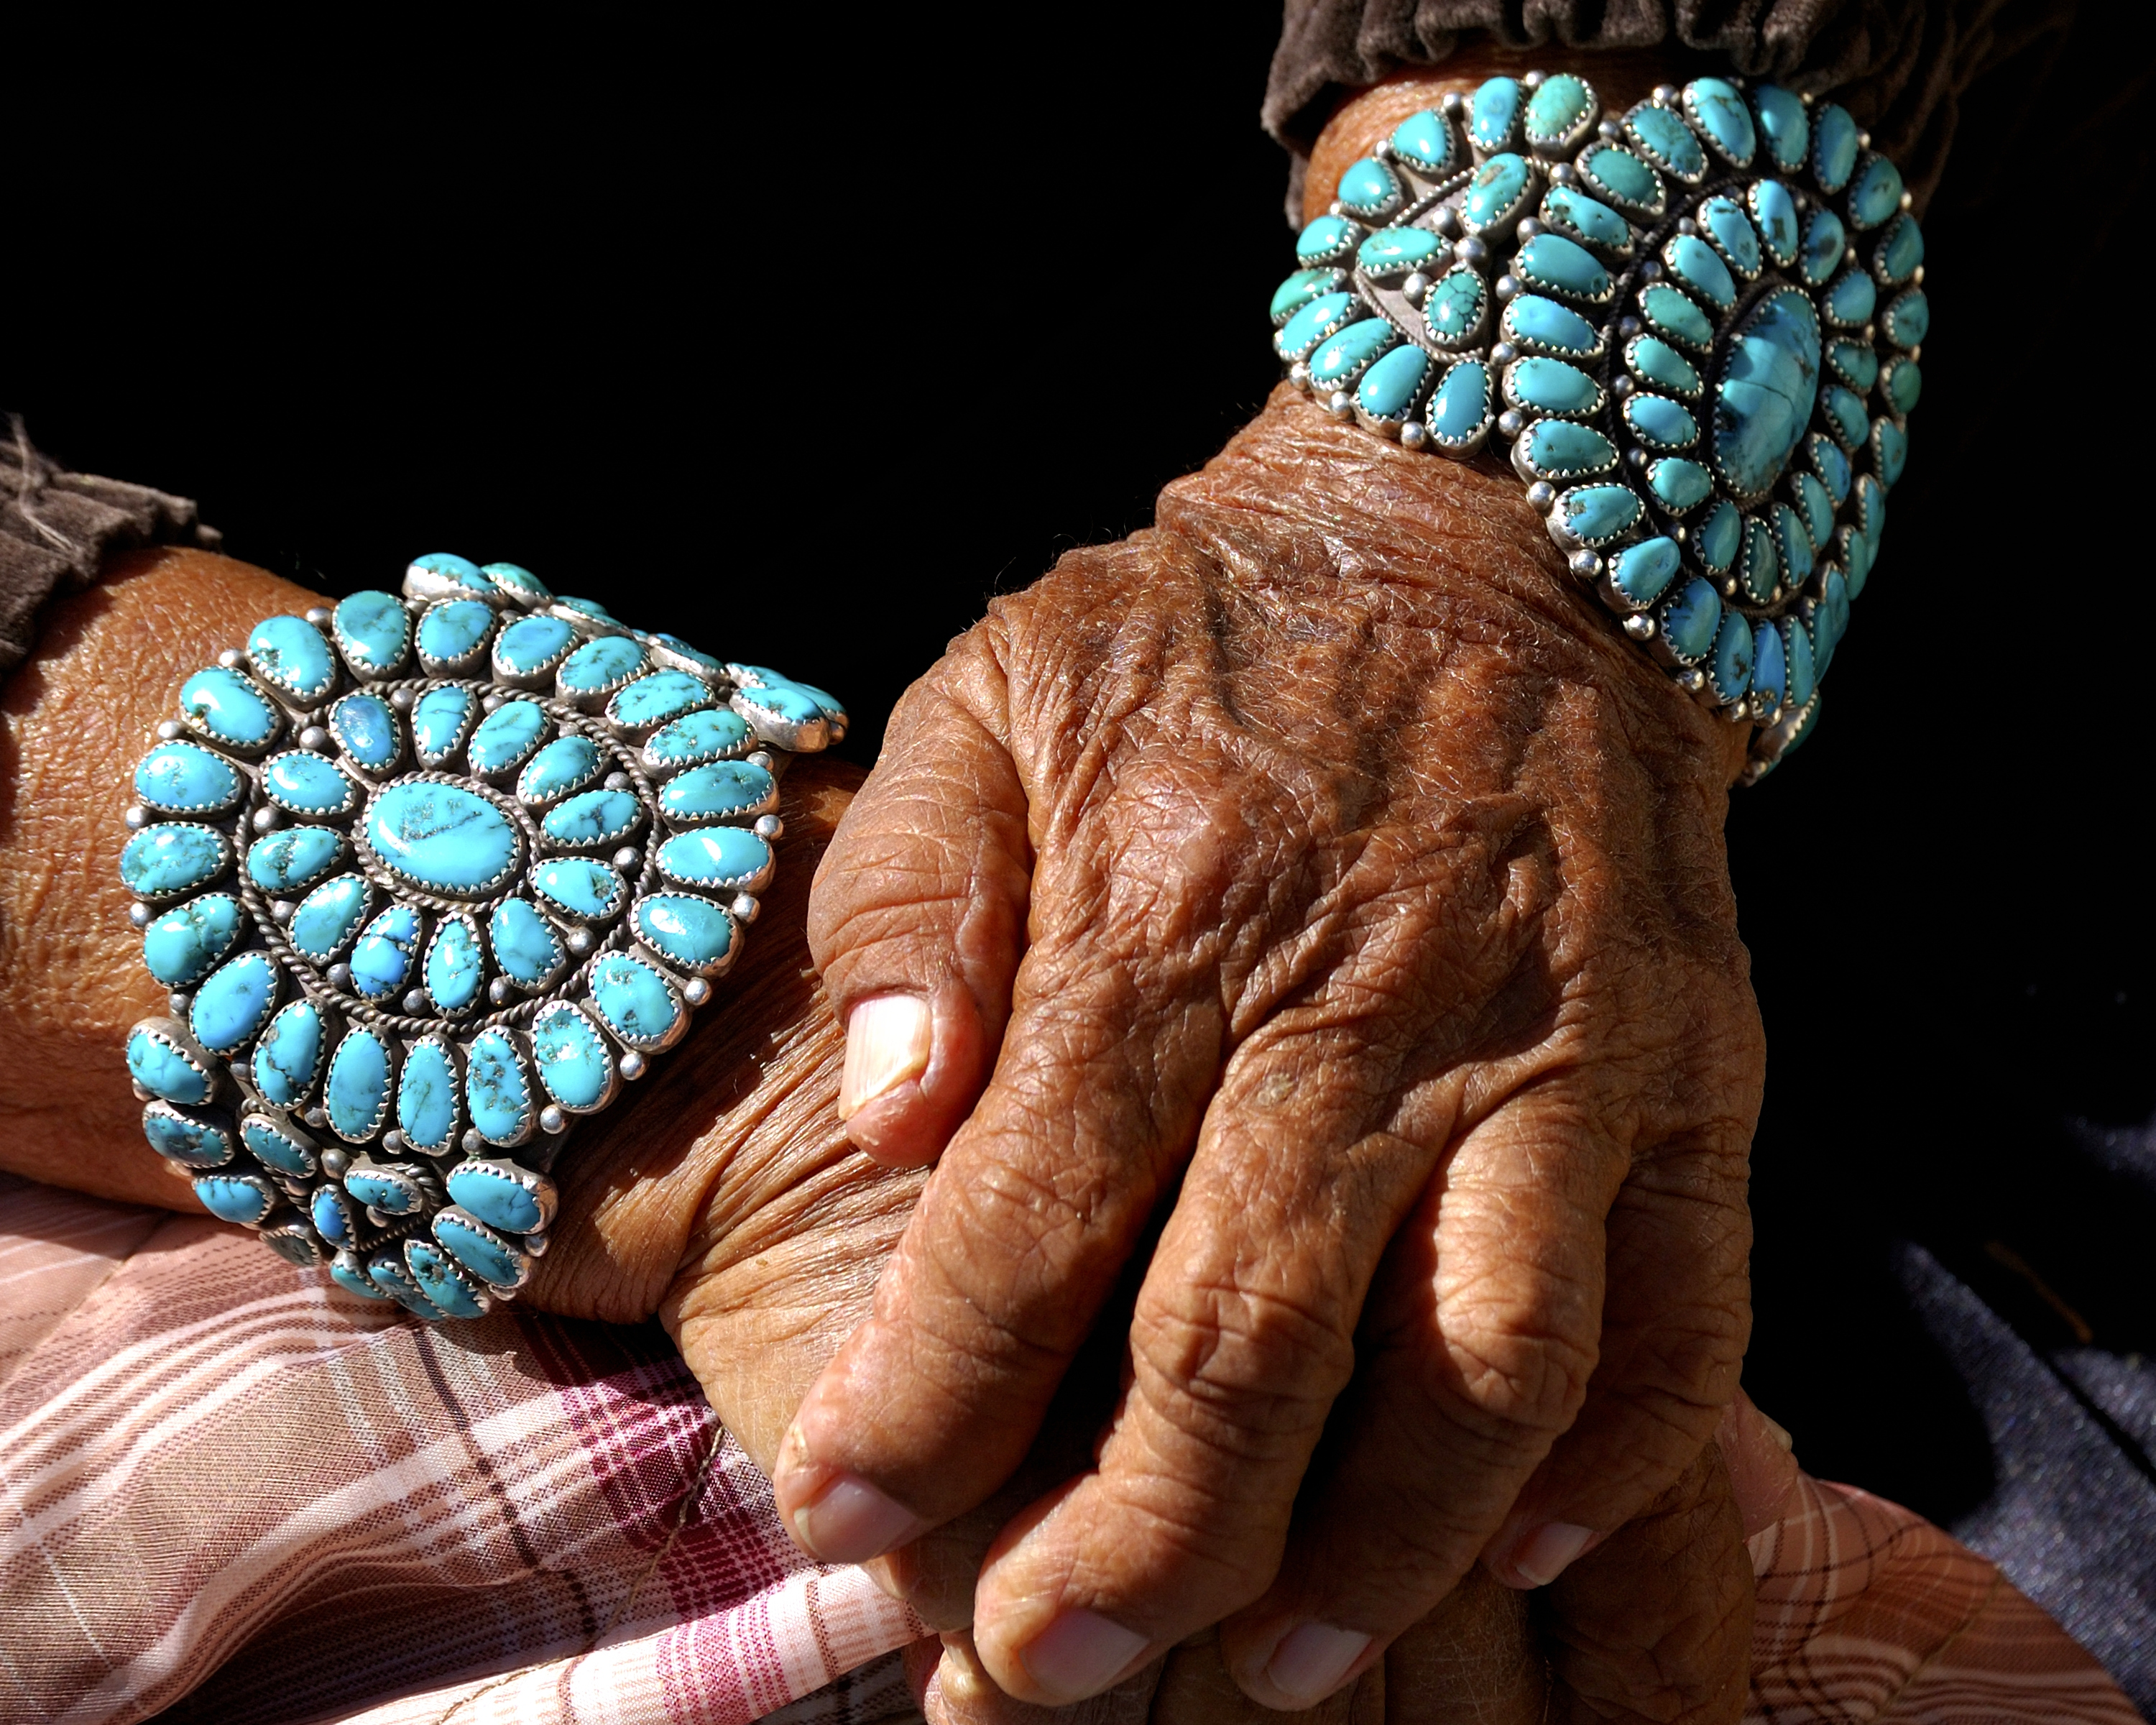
[1677,668,1707,693]
[167,991,193,1016]
[1598,118,1623,141]
[299,726,331,751]
[1611,374,1636,398]
[1288,361,1311,389]
[123,805,148,831]
[619,1050,647,1081]
[1496,409,1526,439]
[604,771,632,791]
[539,1104,566,1135]
[731,893,760,924]
[1677,217,1697,236]
[1567,551,1603,581]
[320,1146,351,1177]
[1430,206,1460,238]
[612,847,641,872]
[252,806,282,832]
[1441,91,1465,117]
[1516,217,1544,240]
[305,1108,328,1129]
[271,899,295,924]
[128,903,152,929]
[1623,615,1657,640]
[217,648,244,669]
[1454,236,1488,267]
[1521,69,1545,88]
[488,978,515,1005]
[1399,421,1429,451]
[525,1230,550,1258]
[390,688,415,711]
[1549,162,1577,186]
[462,1130,485,1155]
[1493,275,1519,301]
[1524,480,1556,510]
[481,694,503,712]
[402,989,429,1015]
[1489,341,1518,365]
[1402,270,1430,303]
[305,607,333,627]
[382,1130,406,1154]
[156,719,184,741]
[1652,85,1680,106]
[683,978,711,1006]
[326,963,354,992]
[565,928,594,956]
[745,750,775,771]
[1327,390,1354,418]
[131,1082,155,1103]
[752,814,783,841]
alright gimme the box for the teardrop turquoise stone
[245,1116,316,1175]
[1739,517,1779,602]
[331,694,400,768]
[1515,232,1609,300]
[558,635,648,694]
[290,873,372,961]
[1810,435,1853,502]
[495,613,577,676]
[1580,144,1661,213]
[658,760,775,825]
[1390,110,1454,172]
[588,952,682,1047]
[1795,473,1836,548]
[1521,420,1616,477]
[465,1030,533,1144]
[446,1162,548,1233]
[1356,343,1430,420]
[1663,234,1734,309]
[1749,181,1800,266]
[1661,578,1723,662]
[1646,458,1711,512]
[1874,418,1909,487]
[122,824,227,899]
[1840,524,1874,599]
[347,1163,425,1216]
[1710,612,1756,702]
[1524,73,1593,146]
[1828,339,1879,392]
[489,898,561,985]
[351,903,424,1000]
[143,893,242,986]
[1424,269,1485,345]
[1772,502,1815,585]
[1557,484,1641,543]
[144,1106,233,1168]
[367,781,522,894]
[1641,284,1713,350]
[254,1000,325,1107]
[410,552,490,591]
[543,788,642,847]
[633,893,734,974]
[644,707,751,770]
[1884,356,1922,414]
[1821,383,1869,450]
[425,916,484,1014]
[247,827,349,896]
[1309,317,1398,387]
[263,750,358,816]
[191,950,278,1053]
[1462,153,1531,231]
[411,685,476,763]
[1428,359,1491,446]
[1626,336,1702,400]
[310,1185,359,1247]
[481,561,552,603]
[1507,356,1601,416]
[399,1039,462,1151]
[136,742,242,815]
[406,1240,485,1317]
[1710,289,1820,496]
[610,671,714,732]
[1336,156,1401,218]
[1542,186,1628,251]
[1752,620,1787,712]
[416,599,495,668]
[533,857,625,919]
[333,591,412,676]
[1752,85,1808,170]
[658,825,772,890]
[1294,216,1358,265]
[1470,77,1521,150]
[467,700,550,776]
[1883,289,1928,349]
[180,666,279,749]
[1356,226,1442,275]
[1503,293,1598,354]
[1278,290,1358,359]
[519,735,605,804]
[326,1026,394,1140]
[1801,211,1846,285]
[1846,155,1904,229]
[1783,618,1817,709]
[1811,104,1860,190]
[1627,104,1704,178]
[1609,536,1682,606]
[1684,79,1754,163]
[1878,214,1925,285]
[195,1174,275,1226]
[1626,392,1698,450]
[128,1028,211,1105]
[532,1006,613,1110]
[1825,270,1877,326]
[248,615,338,702]
[435,1212,528,1288]
[1699,196,1761,276]
[1695,500,1742,572]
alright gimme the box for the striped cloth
[0,1172,2136,1725]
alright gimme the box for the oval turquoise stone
[489,899,561,985]
[1661,577,1723,662]
[1829,339,1879,392]
[263,750,358,816]
[1796,473,1836,548]
[1874,418,1909,487]
[1609,536,1682,606]
[1752,611,1788,710]
[589,952,681,1047]
[543,788,642,847]
[1626,335,1702,400]
[1646,458,1712,512]
[1428,359,1492,445]
[733,681,823,727]
[645,707,752,768]
[425,916,484,1014]
[330,694,400,769]
[1423,268,1485,345]
[1783,617,1817,709]
[1461,152,1531,231]
[1470,76,1521,150]
[532,857,625,919]
[311,1185,359,1248]
[351,903,425,1000]
[290,873,372,961]
[122,824,226,900]
[1696,500,1742,572]
[555,595,617,622]
[1684,78,1754,163]
[1390,109,1453,172]
[1822,384,1869,451]
[128,1028,211,1105]
[609,671,714,732]
[1825,270,1877,326]
[1356,226,1442,275]
[1503,293,1598,354]
[247,827,349,896]
[416,599,494,668]
[244,1114,316,1176]
[1710,612,1756,702]
[1309,317,1397,387]
[1801,210,1846,285]
[180,667,279,749]
[633,893,734,974]
[465,1030,533,1144]
[1628,104,1704,178]
[435,1212,528,1289]
[1711,288,1821,496]
[1542,185,1628,251]
[1641,283,1713,350]
[1752,84,1808,170]
[1841,524,1874,599]
[1810,435,1853,502]
[658,825,772,890]
[532,1007,613,1110]
[247,615,338,702]
[1749,180,1800,266]
[466,700,550,776]
[1524,73,1593,146]
[192,951,278,1053]
[1812,103,1860,190]
[136,741,241,815]
[1738,517,1779,602]
[481,561,551,603]
[1270,267,1346,324]
[1884,356,1922,414]
[1507,356,1600,416]
[658,760,775,825]
[195,1174,276,1226]
[1847,153,1904,229]
[495,613,577,676]
[405,1240,485,1316]
[558,634,648,694]
[410,552,490,591]
[1663,234,1734,309]
[1626,392,1698,450]
[411,686,476,763]
[1522,419,1616,478]
[333,591,412,676]
[1699,196,1761,276]
[1279,292,1356,359]
[367,781,521,894]
[519,735,605,804]
[1580,144,1661,212]
[1883,289,1929,349]
[144,893,242,986]
[1772,502,1815,584]
[1356,342,1430,420]
[144,1107,233,1169]
[447,1162,548,1234]
[1335,156,1401,218]
[398,1039,461,1151]
[1516,232,1609,300]
[253,1000,324,1107]
[1294,216,1358,264]
[1558,484,1641,543]
[1878,213,1925,285]
[326,1026,394,1139]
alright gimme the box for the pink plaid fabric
[0,1172,2135,1724]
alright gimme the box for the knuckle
[1129,1274,1357,1455]
[1437,1266,1600,1439]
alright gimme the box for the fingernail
[1758,1408,1795,1452]
[839,994,932,1119]
[1512,1521,1597,1586]
[787,1471,925,1563]
[1018,1609,1149,1702]
[1264,1622,1372,1706]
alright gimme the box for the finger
[922,1627,1165,1725]
[1149,1625,1373,1725]
[807,638,1033,1167]
[1380,1570,1549,1725]
[1715,1387,1800,1538]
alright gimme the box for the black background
[6,12,2152,1523]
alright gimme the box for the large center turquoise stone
[367,780,522,896]
[1710,288,1820,498]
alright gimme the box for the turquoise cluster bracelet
[1273,73,1923,779]
[119,554,844,1320]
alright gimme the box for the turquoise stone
[1811,103,1860,190]
[1782,618,1817,709]
[1501,293,1598,355]
[447,1161,550,1233]
[1710,612,1756,703]
[410,552,490,591]
[1423,268,1485,346]
[1506,355,1602,417]
[1524,73,1593,147]
[733,681,822,730]
[195,1174,276,1226]
[1821,384,1869,450]
[554,595,617,622]
[1847,154,1904,229]
[1270,267,1347,325]
[488,898,562,985]
[253,1000,325,1107]
[367,1254,442,1318]
[1873,418,1909,487]
[1751,616,1787,712]
[333,591,412,677]
[1514,232,1610,301]
[1855,474,1886,548]
[326,1026,394,1140]
[1684,78,1754,163]
[465,1029,533,1145]
[531,1006,614,1110]
[1711,288,1820,496]
[658,825,772,891]
[247,827,348,896]
[1541,185,1628,252]
[1830,339,1879,391]
[136,741,241,815]
[1356,226,1442,275]
[1557,484,1641,544]
[121,824,227,900]
[1609,536,1682,606]
[1810,436,1853,502]
[1739,517,1779,602]
[650,633,728,676]
[1579,144,1662,214]
[144,1105,233,1169]
[1276,291,1358,359]
[1356,343,1430,420]
[1823,567,1853,668]
[1795,472,1836,548]
[1627,104,1705,178]
[1390,109,1454,172]
[494,613,577,676]
[480,561,552,604]
[1335,156,1401,219]
[1626,335,1702,400]
[1308,316,1399,387]
[367,781,522,894]
[589,951,682,1048]
[1878,214,1925,285]
[1884,289,1929,349]
[558,634,648,695]
[1521,420,1616,479]
[192,951,278,1053]
[466,700,550,776]
[1800,210,1846,285]
[633,893,734,975]
[1661,577,1723,662]
[245,1116,317,1176]
[262,750,359,817]
[416,599,495,670]
[1695,500,1742,572]
[519,735,606,804]
[330,694,400,770]
[425,916,484,1015]
[1625,392,1699,450]
[398,1039,461,1151]
[645,709,750,768]
[1647,458,1712,512]
[434,1210,528,1289]
[328,1257,387,1300]
[247,615,338,702]
[1699,196,1761,276]
[351,903,425,1000]
[1294,216,1358,265]
[1840,523,1874,599]
[1470,77,1521,150]
[128,1028,211,1105]
[405,1239,486,1317]
[1462,154,1532,236]
[543,788,642,847]
[658,759,776,825]
[143,893,241,986]
[289,873,372,961]
[1749,180,1800,266]
[1825,270,1877,326]
[1427,359,1493,446]
[1752,85,1808,171]
[311,1184,359,1248]
[410,685,476,764]
[180,667,280,750]
[1772,502,1815,584]
[1641,283,1713,350]
[1663,234,1734,309]
[532,857,625,919]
